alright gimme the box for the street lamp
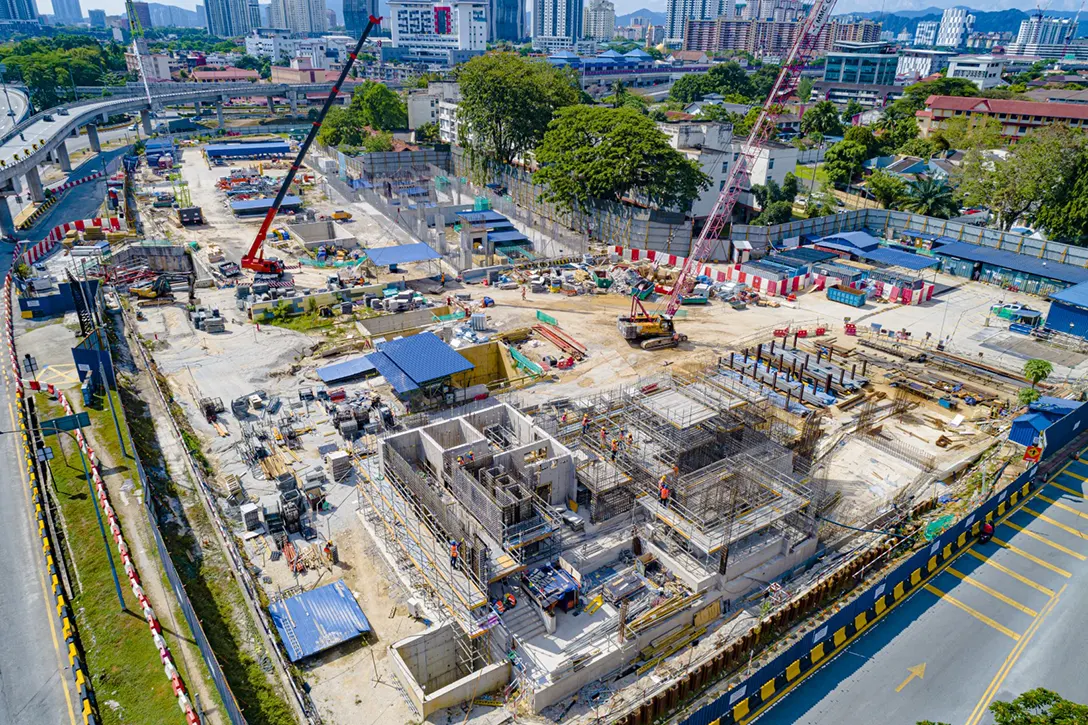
[0,63,15,124]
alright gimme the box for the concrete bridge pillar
[267,95,276,116]
[216,100,225,129]
[25,166,45,203]
[289,92,299,115]
[140,108,152,135]
[87,124,101,153]
[55,141,72,173]
[194,100,202,115]
[0,201,14,239]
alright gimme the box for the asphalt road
[0,87,28,136]
[0,247,77,725]
[751,449,1088,725]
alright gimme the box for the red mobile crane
[241,16,382,275]
[617,0,836,349]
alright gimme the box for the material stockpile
[325,450,352,481]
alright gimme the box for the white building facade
[913,20,937,46]
[1016,14,1077,45]
[390,0,488,53]
[582,0,615,40]
[533,0,584,51]
[664,0,723,44]
[936,8,974,48]
[947,54,1006,89]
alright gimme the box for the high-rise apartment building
[133,0,152,29]
[491,0,525,41]
[1016,13,1076,45]
[343,0,377,36]
[206,0,251,36]
[682,17,878,56]
[582,0,613,40]
[665,0,723,44]
[913,20,937,46]
[88,7,105,25]
[533,0,582,52]
[390,0,487,52]
[52,0,81,24]
[247,0,261,28]
[270,0,327,34]
[936,7,973,48]
[0,0,40,22]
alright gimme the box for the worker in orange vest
[659,477,671,509]
[450,540,460,570]
[505,592,517,610]
[582,413,591,435]
[610,439,618,461]
[561,411,568,425]
[600,425,607,445]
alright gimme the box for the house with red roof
[917,94,1088,139]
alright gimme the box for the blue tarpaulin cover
[231,196,302,212]
[316,356,376,384]
[268,580,371,662]
[365,243,441,266]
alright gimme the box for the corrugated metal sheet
[1047,299,1088,339]
[365,351,419,394]
[206,142,290,157]
[457,210,508,225]
[817,231,880,251]
[231,196,302,212]
[365,243,441,267]
[936,241,1088,285]
[777,247,837,263]
[268,580,371,662]
[317,356,376,384]
[488,230,529,245]
[381,332,473,384]
[861,247,939,271]
[1049,281,1088,310]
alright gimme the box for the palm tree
[901,175,959,218]
[611,80,626,109]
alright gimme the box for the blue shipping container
[827,285,866,308]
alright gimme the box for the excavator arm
[241,15,383,276]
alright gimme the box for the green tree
[823,140,869,185]
[866,169,906,209]
[843,125,880,158]
[902,175,959,218]
[749,64,782,99]
[796,76,813,102]
[842,99,864,123]
[1018,388,1042,406]
[800,100,842,137]
[885,76,980,120]
[990,688,1088,724]
[669,73,714,103]
[533,105,710,212]
[416,122,441,143]
[457,52,581,164]
[352,81,408,130]
[706,61,756,98]
[934,115,1003,151]
[898,136,940,159]
[610,80,627,108]
[752,200,793,225]
[361,131,394,153]
[1023,359,1054,389]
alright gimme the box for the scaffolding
[540,369,821,576]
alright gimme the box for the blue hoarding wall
[18,280,100,318]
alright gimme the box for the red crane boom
[659,0,836,318]
[241,15,382,275]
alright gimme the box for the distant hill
[616,8,668,26]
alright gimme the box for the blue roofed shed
[935,241,1088,291]
[206,141,290,159]
[1047,281,1088,338]
[365,243,442,267]
[268,580,371,662]
[316,356,376,384]
[1009,396,1085,448]
[364,332,473,397]
[815,231,881,251]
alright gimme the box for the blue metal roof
[1050,281,1088,309]
[365,351,419,394]
[317,356,376,384]
[231,196,302,212]
[860,247,940,271]
[1033,396,1082,414]
[817,231,881,251]
[1010,414,1049,447]
[381,332,473,384]
[206,141,290,157]
[457,210,508,224]
[268,580,371,662]
[935,241,1088,285]
[488,230,529,245]
[777,247,837,263]
[365,243,441,267]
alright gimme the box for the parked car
[43,114,54,121]
[57,108,69,116]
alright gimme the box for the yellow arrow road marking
[895,663,926,693]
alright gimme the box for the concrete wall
[357,305,451,337]
[389,623,511,718]
[449,341,520,389]
[111,242,193,274]
[288,219,357,249]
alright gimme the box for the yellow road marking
[1021,507,1088,539]
[1003,521,1086,560]
[894,663,926,693]
[964,549,1056,596]
[7,400,79,725]
[923,583,1021,640]
[944,567,1038,616]
[1049,481,1085,498]
[992,538,1072,577]
[966,584,1067,725]
[1062,470,1088,482]
[1036,493,1088,521]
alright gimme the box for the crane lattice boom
[661,0,837,318]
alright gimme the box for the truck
[178,206,204,225]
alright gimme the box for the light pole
[0,63,15,127]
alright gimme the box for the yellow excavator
[617,295,688,350]
[131,275,173,300]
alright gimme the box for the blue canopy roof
[366,351,419,394]
[365,243,441,267]
[206,141,290,157]
[457,210,508,224]
[935,241,1088,285]
[1050,281,1088,310]
[268,580,371,662]
[488,230,529,245]
[230,195,302,212]
[317,355,376,384]
[817,231,880,251]
[861,247,940,271]
[364,332,473,394]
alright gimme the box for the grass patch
[263,311,337,333]
[122,365,296,725]
[794,163,829,186]
[36,393,182,725]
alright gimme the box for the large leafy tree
[902,175,959,218]
[800,101,842,137]
[934,115,1003,151]
[920,688,1088,725]
[533,105,710,212]
[842,99,864,123]
[885,76,980,120]
[457,52,581,164]
[823,140,869,185]
[866,169,906,209]
[669,73,714,103]
[1023,359,1053,389]
[316,82,408,147]
[669,61,755,104]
